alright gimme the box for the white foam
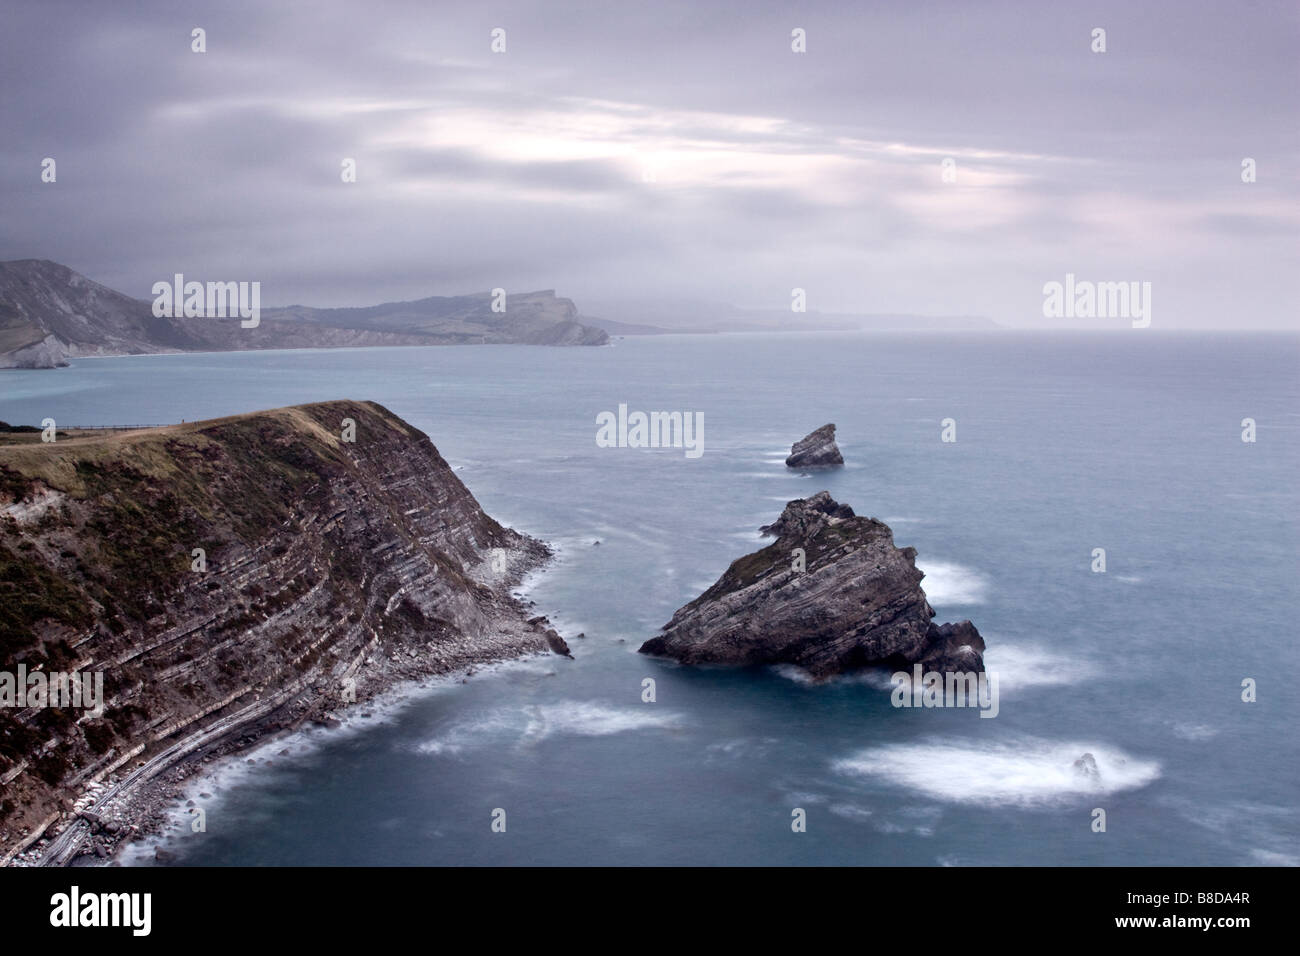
[784,791,826,805]
[981,642,1097,691]
[829,802,874,822]
[1170,721,1219,741]
[770,663,817,685]
[873,805,941,836]
[705,736,780,759]
[521,701,682,742]
[417,700,683,755]
[916,560,989,606]
[415,710,520,755]
[833,736,1160,807]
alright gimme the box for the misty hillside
[0,260,608,369]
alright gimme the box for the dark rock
[545,631,573,658]
[639,491,984,679]
[785,424,844,469]
[1073,753,1101,781]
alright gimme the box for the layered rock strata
[0,400,565,863]
[785,424,843,468]
[639,492,983,679]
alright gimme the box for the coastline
[8,542,567,867]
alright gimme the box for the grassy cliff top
[0,399,434,657]
[0,400,412,499]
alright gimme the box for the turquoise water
[3,332,1297,865]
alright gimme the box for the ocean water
[2,331,1297,866]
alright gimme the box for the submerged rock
[639,491,983,679]
[785,424,843,468]
[1072,753,1101,781]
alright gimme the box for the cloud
[0,0,1296,326]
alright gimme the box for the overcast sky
[2,0,1296,328]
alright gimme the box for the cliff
[0,400,566,864]
[0,260,608,368]
[639,492,984,678]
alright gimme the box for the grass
[0,399,402,652]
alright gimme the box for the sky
[1,0,1297,328]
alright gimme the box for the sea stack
[785,423,843,468]
[639,492,983,679]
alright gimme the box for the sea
[2,330,1297,866]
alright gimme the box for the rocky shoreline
[0,401,576,865]
[10,542,574,867]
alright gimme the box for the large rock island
[639,492,983,679]
[0,400,569,864]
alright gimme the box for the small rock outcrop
[639,491,983,679]
[785,424,843,468]
[1072,753,1101,782]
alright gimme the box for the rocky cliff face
[0,260,608,368]
[0,400,565,863]
[785,424,843,468]
[259,288,607,346]
[639,492,983,678]
[0,334,69,369]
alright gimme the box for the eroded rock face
[639,491,983,679]
[785,424,843,468]
[0,400,565,862]
[0,333,69,369]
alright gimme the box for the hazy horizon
[2,0,1297,329]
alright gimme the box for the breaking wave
[417,701,683,755]
[916,560,989,606]
[833,736,1160,807]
